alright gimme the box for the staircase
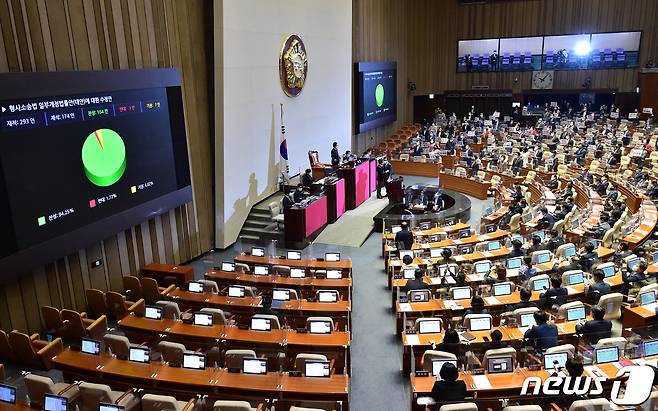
[238,194,285,243]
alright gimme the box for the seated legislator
[302,168,314,187]
[508,239,525,258]
[524,311,558,351]
[584,269,611,303]
[464,295,488,316]
[557,256,582,275]
[435,328,462,363]
[404,269,430,294]
[509,287,534,311]
[540,277,568,309]
[575,305,612,345]
[293,183,307,203]
[483,263,507,284]
[431,362,467,403]
[395,222,414,250]
[481,329,508,353]
[518,256,537,282]
[621,260,648,295]
[526,235,546,254]
[578,242,598,273]
[546,230,565,253]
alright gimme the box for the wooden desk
[117,314,351,372]
[390,159,441,177]
[204,270,352,299]
[166,288,352,331]
[439,172,490,200]
[235,255,352,272]
[53,349,349,409]
[622,303,658,328]
[623,201,657,249]
[401,322,580,374]
[284,195,328,245]
[409,356,658,411]
[141,263,195,287]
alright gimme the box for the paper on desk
[634,358,658,367]
[482,251,493,258]
[484,296,501,305]
[406,334,420,346]
[584,365,606,378]
[453,239,463,245]
[399,303,412,312]
[472,374,492,389]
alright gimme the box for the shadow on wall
[223,105,283,245]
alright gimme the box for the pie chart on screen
[81,128,126,187]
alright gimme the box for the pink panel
[369,159,377,193]
[355,161,370,207]
[305,196,328,236]
[335,178,346,219]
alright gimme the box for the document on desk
[453,239,463,245]
[640,303,657,314]
[399,303,412,312]
[443,300,462,310]
[472,374,492,389]
[584,365,606,378]
[484,296,501,305]
[406,334,420,346]
[482,251,493,258]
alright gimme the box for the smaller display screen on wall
[355,61,397,133]
[457,31,641,73]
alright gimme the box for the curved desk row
[52,350,349,409]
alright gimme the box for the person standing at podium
[376,159,391,199]
[331,141,341,167]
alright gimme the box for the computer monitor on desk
[488,241,501,251]
[432,359,457,377]
[287,250,302,260]
[250,317,272,331]
[403,268,416,279]
[543,352,568,370]
[567,271,585,285]
[81,338,101,355]
[643,340,658,357]
[251,247,265,257]
[325,252,341,262]
[418,319,442,334]
[272,289,291,301]
[493,282,512,296]
[254,265,269,276]
[399,250,414,260]
[228,286,245,298]
[290,268,306,278]
[567,306,586,322]
[144,306,162,320]
[0,384,16,404]
[391,225,402,234]
[469,316,492,331]
[243,358,268,375]
[44,394,67,411]
[487,356,514,374]
[183,352,206,370]
[452,286,471,300]
[99,403,125,411]
[188,281,204,293]
[194,312,214,326]
[305,361,331,378]
[639,291,656,306]
[595,346,619,364]
[520,312,536,327]
[221,262,235,272]
[532,277,550,292]
[308,320,333,334]
[326,269,342,279]
[129,347,150,363]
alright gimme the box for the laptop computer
[595,346,619,364]
[567,306,586,322]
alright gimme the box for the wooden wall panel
[0,0,214,332]
[353,0,658,150]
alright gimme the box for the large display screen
[355,61,397,133]
[0,69,191,275]
[457,31,641,72]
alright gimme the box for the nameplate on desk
[399,303,412,312]
[472,373,491,389]
[443,300,463,310]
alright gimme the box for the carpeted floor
[313,194,389,247]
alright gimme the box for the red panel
[305,196,328,237]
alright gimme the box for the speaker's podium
[341,159,375,210]
[284,195,328,248]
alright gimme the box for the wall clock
[279,34,308,97]
[532,70,554,90]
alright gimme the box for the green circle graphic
[81,128,126,187]
[375,83,385,107]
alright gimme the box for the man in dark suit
[293,183,307,203]
[394,222,414,250]
[547,230,565,252]
[557,256,582,275]
[331,142,340,167]
[584,270,611,303]
[301,169,314,187]
[621,260,648,295]
[540,277,568,308]
[524,311,558,351]
[575,305,612,344]
[376,159,390,199]
[536,207,556,230]
[481,329,508,353]
[508,288,534,311]
[282,191,295,210]
[403,269,429,293]
[431,362,467,403]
